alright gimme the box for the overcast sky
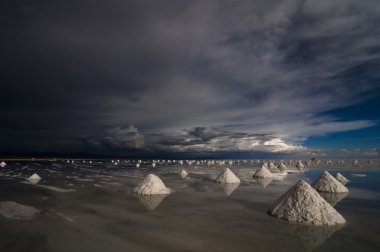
[1,0,380,158]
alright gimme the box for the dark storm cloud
[1,0,380,156]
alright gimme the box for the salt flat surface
[0,160,380,252]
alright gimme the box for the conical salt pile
[296,161,304,169]
[0,161,6,168]
[268,180,346,226]
[268,161,276,169]
[312,171,348,193]
[27,173,42,184]
[133,174,171,195]
[335,173,349,185]
[278,162,287,171]
[179,169,189,178]
[253,165,272,178]
[215,168,240,184]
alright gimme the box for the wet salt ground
[0,161,380,252]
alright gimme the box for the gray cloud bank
[1,0,380,157]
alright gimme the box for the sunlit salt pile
[335,173,349,185]
[268,180,346,226]
[134,174,171,195]
[0,161,7,168]
[27,173,42,184]
[312,171,348,193]
[215,168,240,184]
[0,201,40,220]
[179,169,189,178]
[253,164,272,178]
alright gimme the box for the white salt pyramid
[335,173,349,185]
[278,162,287,171]
[215,168,240,184]
[179,169,189,178]
[0,161,6,168]
[133,174,171,195]
[253,165,272,178]
[136,163,140,168]
[296,161,304,169]
[312,171,348,193]
[27,173,42,184]
[152,163,156,168]
[268,161,276,169]
[268,180,346,226]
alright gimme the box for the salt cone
[268,180,346,226]
[215,168,240,184]
[179,169,189,178]
[253,165,272,178]
[335,173,349,185]
[27,173,42,184]
[312,171,348,193]
[133,174,171,195]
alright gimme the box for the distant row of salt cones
[134,165,350,226]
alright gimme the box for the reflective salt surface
[1,160,380,252]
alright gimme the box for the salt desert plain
[0,159,380,252]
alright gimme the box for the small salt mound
[296,161,304,169]
[312,171,348,193]
[0,201,39,220]
[135,163,140,168]
[152,163,156,168]
[134,174,171,195]
[0,161,6,168]
[268,180,346,226]
[179,169,189,178]
[215,168,240,184]
[278,162,287,171]
[268,162,276,169]
[253,165,272,178]
[27,173,42,184]
[335,173,349,185]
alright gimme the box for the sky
[1,0,380,159]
